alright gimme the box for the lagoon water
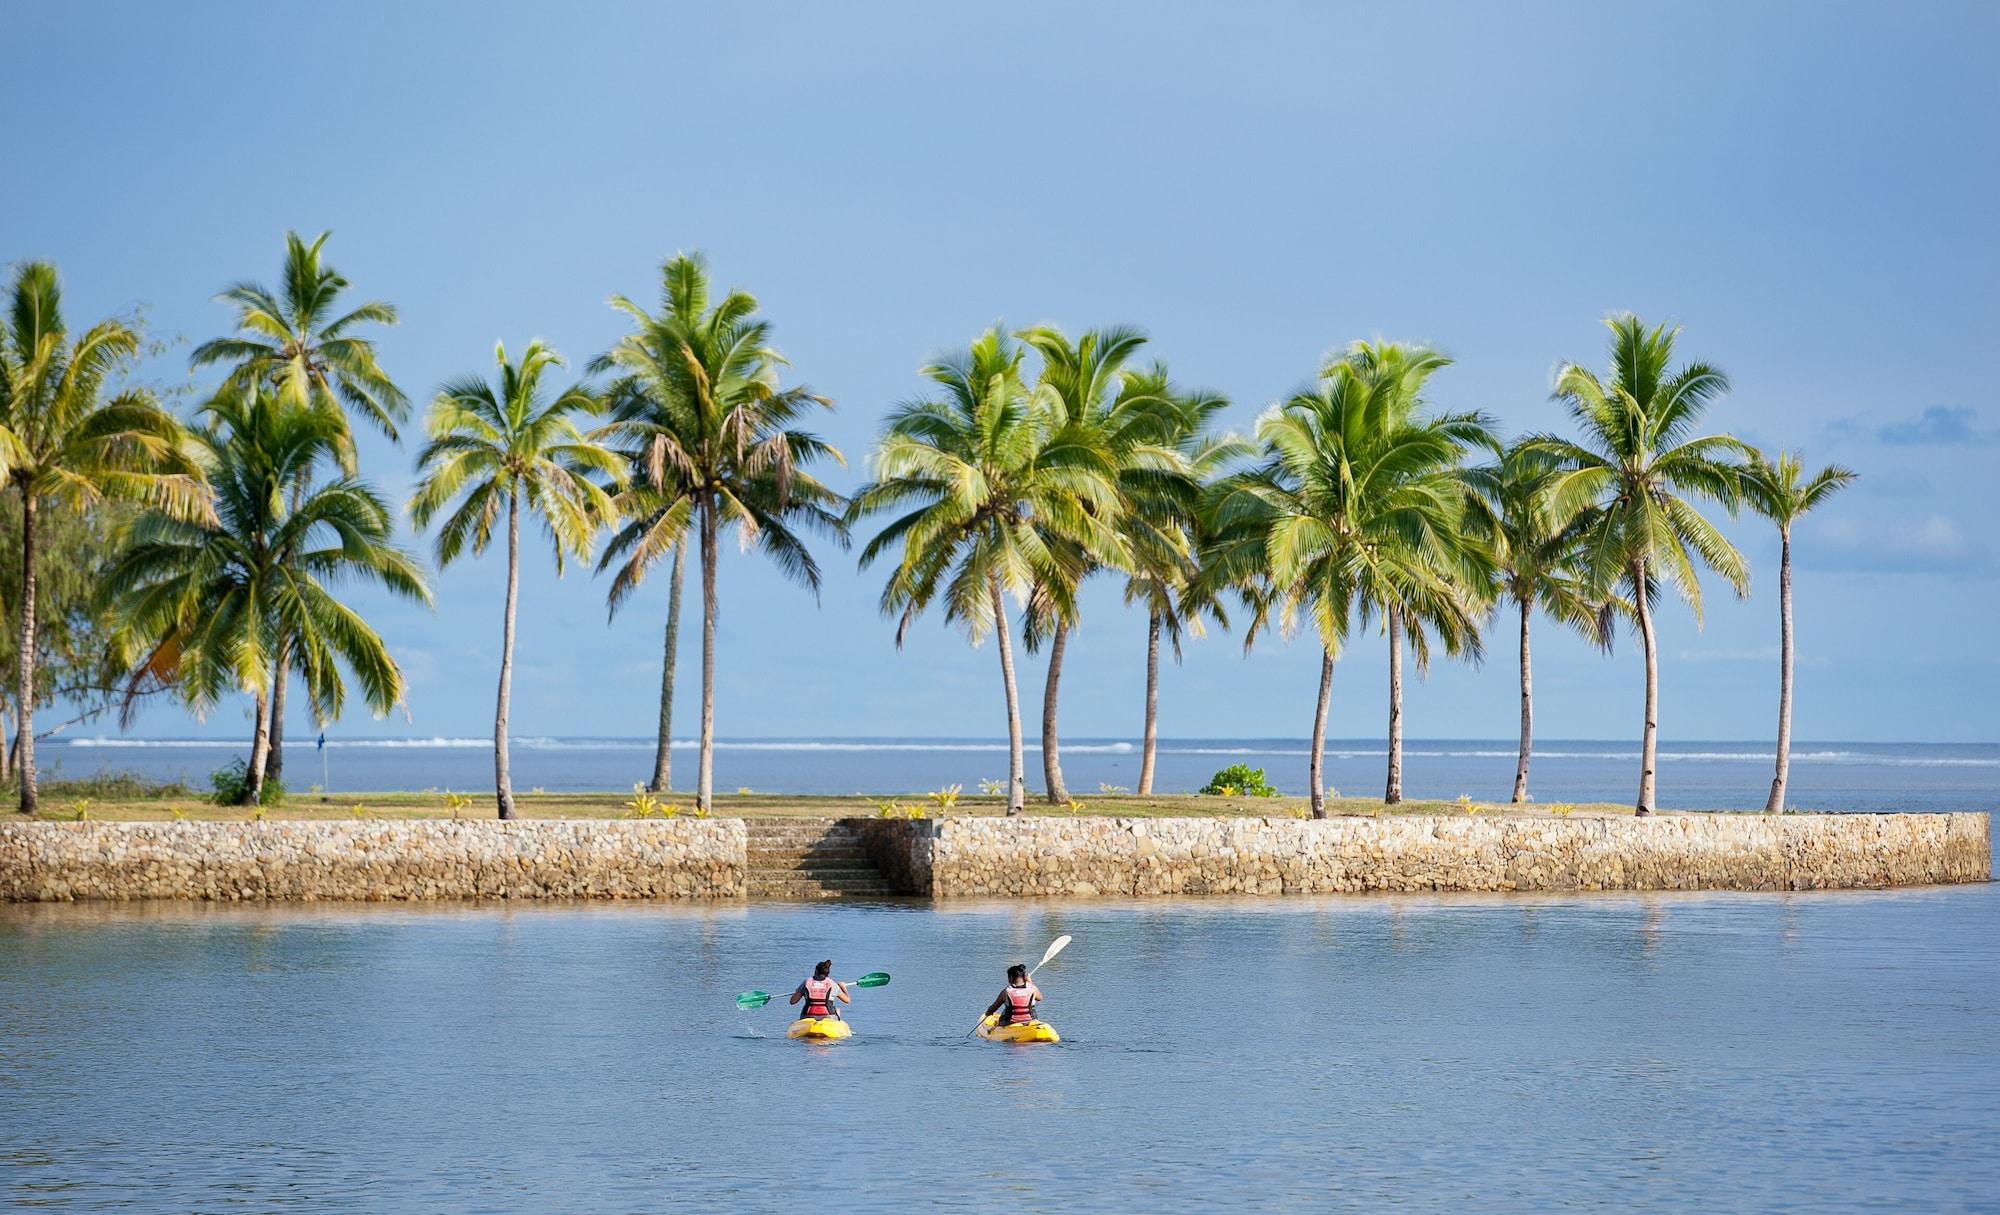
[50,736,2000,813]
[4,889,1997,1212]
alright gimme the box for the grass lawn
[16,779,1667,822]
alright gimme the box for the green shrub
[209,759,285,807]
[1200,763,1279,798]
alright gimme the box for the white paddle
[968,934,1072,1037]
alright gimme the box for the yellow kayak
[979,1018,1060,1044]
[787,1017,853,1040]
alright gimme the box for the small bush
[1200,764,1279,798]
[209,759,285,807]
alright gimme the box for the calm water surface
[4,889,1996,1212]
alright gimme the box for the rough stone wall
[2,813,1985,902]
[856,816,934,895]
[0,820,745,902]
[924,813,1990,897]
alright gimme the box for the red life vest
[802,977,837,1017]
[999,983,1036,1025]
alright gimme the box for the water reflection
[2,887,1996,1212]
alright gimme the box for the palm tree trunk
[1137,611,1161,796]
[15,489,38,815]
[1632,559,1658,816]
[649,542,686,793]
[243,689,272,806]
[494,489,520,820]
[1512,596,1533,803]
[1041,621,1069,803]
[697,501,718,814]
[988,574,1026,815]
[1765,527,1794,813]
[267,644,289,786]
[1384,607,1404,805]
[1309,647,1334,819]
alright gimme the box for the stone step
[746,850,871,865]
[747,870,895,885]
[747,877,897,897]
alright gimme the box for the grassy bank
[14,786,1664,822]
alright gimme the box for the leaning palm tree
[409,341,620,819]
[1328,342,1495,804]
[1741,450,1855,812]
[852,327,1125,814]
[0,261,210,813]
[106,389,430,803]
[1205,358,1488,817]
[592,253,846,812]
[1113,372,1238,795]
[1015,325,1172,802]
[1526,314,1752,815]
[191,231,405,786]
[1466,442,1619,803]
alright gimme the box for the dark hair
[1007,964,1028,983]
[814,959,833,979]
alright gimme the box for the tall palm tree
[1741,450,1854,812]
[1327,343,1494,804]
[598,474,689,793]
[1527,314,1751,815]
[1112,370,1238,796]
[0,261,210,813]
[106,389,429,803]
[852,328,1125,815]
[1467,442,1619,803]
[191,231,405,786]
[1016,326,1198,803]
[1205,357,1490,817]
[592,253,846,812]
[409,341,619,819]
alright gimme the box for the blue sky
[3,1,1995,745]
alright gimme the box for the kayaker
[982,964,1042,1028]
[788,960,850,1020]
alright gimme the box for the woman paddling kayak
[789,959,850,1021]
[980,964,1042,1031]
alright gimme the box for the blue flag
[317,732,326,752]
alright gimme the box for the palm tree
[1111,370,1238,796]
[1467,442,1619,803]
[1205,357,1491,817]
[1327,343,1495,804]
[409,341,619,819]
[852,328,1125,815]
[106,389,430,803]
[0,261,210,813]
[1527,314,1751,815]
[1741,450,1854,812]
[191,231,405,787]
[598,474,690,793]
[592,253,846,812]
[1014,325,1170,803]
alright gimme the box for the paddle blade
[853,972,891,989]
[735,991,774,1010]
[1033,935,1072,973]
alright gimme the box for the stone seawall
[912,813,1991,897]
[0,813,1986,902]
[0,820,745,901]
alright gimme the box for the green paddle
[735,971,891,1010]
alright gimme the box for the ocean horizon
[45,736,2000,813]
